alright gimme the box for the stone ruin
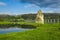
[35,10,44,24]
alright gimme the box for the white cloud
[0,2,7,6]
[21,0,60,8]
[24,4,38,8]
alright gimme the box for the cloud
[20,0,60,8]
[24,4,38,8]
[20,0,60,13]
[0,2,7,6]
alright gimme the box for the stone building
[35,10,60,24]
[44,13,60,23]
[35,10,44,24]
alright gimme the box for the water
[0,28,30,34]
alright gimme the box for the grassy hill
[0,23,60,40]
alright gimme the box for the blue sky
[0,0,60,15]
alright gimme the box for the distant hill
[0,13,60,21]
[20,13,60,20]
[20,14,36,20]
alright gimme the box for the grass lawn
[0,23,60,40]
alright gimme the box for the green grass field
[0,23,60,40]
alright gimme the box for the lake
[0,28,30,34]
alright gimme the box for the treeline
[0,14,36,22]
[20,14,36,20]
[0,13,60,22]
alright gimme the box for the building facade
[35,10,60,24]
[44,13,60,23]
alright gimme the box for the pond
[0,28,31,34]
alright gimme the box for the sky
[0,0,60,15]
